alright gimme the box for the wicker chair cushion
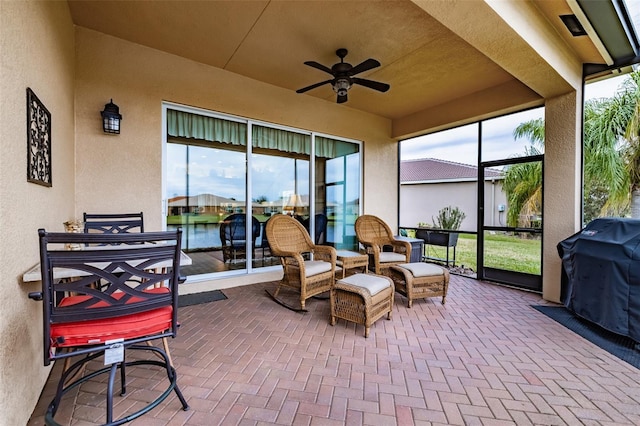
[378,252,408,263]
[396,262,445,277]
[339,273,390,297]
[304,260,333,277]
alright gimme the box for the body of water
[168,222,353,251]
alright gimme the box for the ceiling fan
[296,48,390,104]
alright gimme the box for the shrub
[433,206,466,230]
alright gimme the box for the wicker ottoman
[390,263,450,308]
[330,273,394,337]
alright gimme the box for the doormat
[532,305,640,370]
[179,290,227,307]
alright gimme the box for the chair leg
[272,280,283,298]
[149,343,189,411]
[61,352,87,386]
[162,337,174,366]
[106,363,119,423]
[47,345,189,424]
[146,337,174,366]
[120,359,127,396]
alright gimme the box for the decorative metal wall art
[27,87,52,187]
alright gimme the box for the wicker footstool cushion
[330,273,394,337]
[390,263,450,308]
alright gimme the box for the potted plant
[417,206,466,247]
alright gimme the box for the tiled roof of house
[400,158,503,183]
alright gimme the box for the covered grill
[557,217,640,342]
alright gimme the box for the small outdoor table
[335,250,369,279]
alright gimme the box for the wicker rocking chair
[265,214,337,311]
[355,215,411,276]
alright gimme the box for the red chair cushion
[51,288,173,347]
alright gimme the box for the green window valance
[167,109,348,158]
[252,125,310,156]
[167,109,247,146]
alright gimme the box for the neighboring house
[400,158,506,231]
[168,194,240,216]
[168,194,290,217]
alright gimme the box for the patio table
[335,250,369,279]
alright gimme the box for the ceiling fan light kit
[333,78,350,96]
[297,48,390,104]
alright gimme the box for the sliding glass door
[164,104,361,280]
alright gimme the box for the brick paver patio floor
[28,274,640,425]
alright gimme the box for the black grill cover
[557,218,640,342]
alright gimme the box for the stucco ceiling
[67,0,624,128]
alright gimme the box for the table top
[22,250,192,283]
[394,236,424,243]
[335,250,368,259]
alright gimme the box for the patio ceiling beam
[411,0,585,99]
[392,80,542,140]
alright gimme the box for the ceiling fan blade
[303,61,334,75]
[296,79,333,93]
[349,58,381,75]
[352,77,390,93]
[337,93,348,104]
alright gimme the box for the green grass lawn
[424,233,541,275]
[166,213,273,225]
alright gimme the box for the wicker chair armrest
[390,239,411,253]
[312,245,337,265]
[280,252,305,267]
[366,239,385,254]
[390,240,412,262]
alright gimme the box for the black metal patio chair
[28,229,189,425]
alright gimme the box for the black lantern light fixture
[101,99,122,134]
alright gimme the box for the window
[163,104,361,280]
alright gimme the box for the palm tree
[585,72,640,217]
[501,122,544,227]
[507,70,640,223]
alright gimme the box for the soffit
[534,0,604,64]
[67,0,616,127]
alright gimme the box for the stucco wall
[0,1,76,425]
[400,180,508,231]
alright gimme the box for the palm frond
[513,118,545,147]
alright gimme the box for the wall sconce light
[101,99,122,134]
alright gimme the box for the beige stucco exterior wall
[0,1,76,425]
[543,92,582,302]
[400,180,508,231]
